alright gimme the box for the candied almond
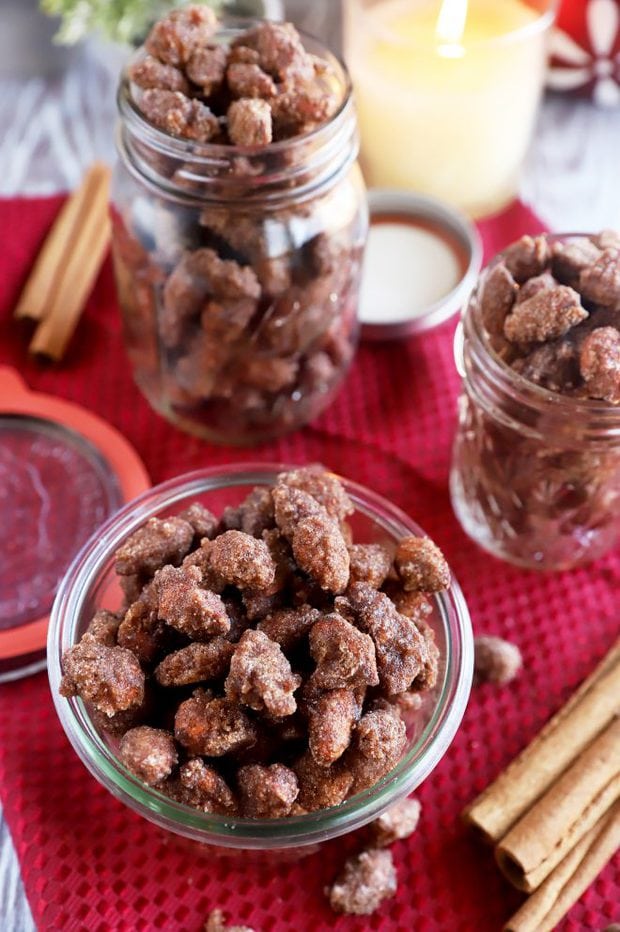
[394,536,450,593]
[309,614,379,690]
[225,629,301,717]
[139,89,219,142]
[257,604,319,653]
[347,583,427,695]
[474,635,522,685]
[186,44,227,95]
[345,709,407,792]
[273,483,350,592]
[579,326,620,404]
[368,797,421,847]
[551,239,601,284]
[293,751,354,811]
[117,584,169,664]
[187,248,261,301]
[144,4,217,66]
[82,610,122,647]
[277,464,354,521]
[237,763,299,817]
[208,530,276,590]
[227,61,277,99]
[156,564,230,639]
[503,286,587,344]
[478,263,518,336]
[60,641,144,717]
[348,544,393,589]
[307,688,359,767]
[154,638,235,687]
[114,515,194,576]
[179,759,237,814]
[327,849,397,916]
[579,248,620,308]
[175,693,257,756]
[119,726,177,786]
[516,271,558,304]
[179,502,218,540]
[128,56,189,94]
[227,98,273,147]
[221,487,275,538]
[503,235,551,283]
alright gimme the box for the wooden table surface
[1,46,620,932]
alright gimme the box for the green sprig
[41,0,222,45]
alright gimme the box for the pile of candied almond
[60,465,449,823]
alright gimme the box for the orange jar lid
[0,367,149,681]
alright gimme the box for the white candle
[344,0,554,218]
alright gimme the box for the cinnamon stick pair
[15,163,111,360]
[463,638,620,928]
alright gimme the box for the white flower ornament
[548,0,620,107]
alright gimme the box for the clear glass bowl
[48,464,473,851]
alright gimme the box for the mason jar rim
[456,233,620,439]
[47,463,473,850]
[116,20,358,206]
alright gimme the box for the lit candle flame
[435,0,469,57]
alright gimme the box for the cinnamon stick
[495,717,620,892]
[463,638,620,842]
[504,801,620,932]
[29,165,111,360]
[14,163,109,322]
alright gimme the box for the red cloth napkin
[0,197,618,932]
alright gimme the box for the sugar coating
[345,709,407,793]
[175,693,257,756]
[60,641,144,717]
[273,483,350,592]
[208,530,276,590]
[503,235,551,284]
[154,638,235,687]
[307,688,359,766]
[156,564,230,639]
[309,614,379,690]
[119,726,177,786]
[186,44,227,94]
[347,583,427,695]
[227,62,277,99]
[225,629,301,716]
[82,610,122,647]
[179,759,237,814]
[237,763,299,817]
[348,544,393,589]
[221,487,275,538]
[115,516,194,576]
[145,5,217,66]
[129,55,190,94]
[293,751,354,811]
[479,263,518,336]
[327,849,397,915]
[227,98,273,147]
[551,239,601,284]
[579,326,620,403]
[257,604,319,653]
[178,502,218,540]
[394,536,450,593]
[277,464,354,521]
[579,248,620,308]
[138,89,219,142]
[368,797,421,847]
[474,635,522,685]
[504,286,588,344]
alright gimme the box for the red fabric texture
[0,197,618,932]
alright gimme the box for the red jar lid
[0,367,149,682]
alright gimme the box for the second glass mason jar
[451,237,620,571]
[111,25,368,445]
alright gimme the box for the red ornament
[548,0,620,105]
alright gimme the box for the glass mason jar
[450,236,620,571]
[111,25,367,446]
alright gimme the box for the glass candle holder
[344,0,557,218]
